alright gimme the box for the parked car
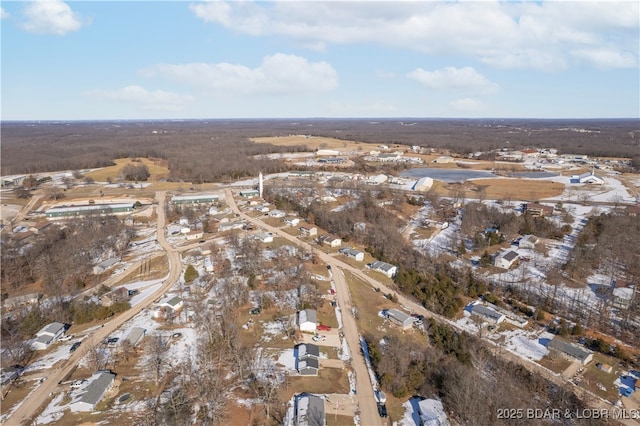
[70,342,81,352]
[377,403,388,418]
[317,324,331,331]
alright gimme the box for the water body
[400,168,497,182]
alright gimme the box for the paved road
[6,191,182,425]
[225,190,384,426]
[226,190,640,426]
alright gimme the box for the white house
[284,217,300,226]
[574,170,605,185]
[339,248,365,261]
[255,232,274,243]
[299,226,318,237]
[367,261,398,278]
[160,296,184,312]
[185,230,204,241]
[69,371,116,412]
[204,255,214,273]
[494,250,519,270]
[320,235,342,248]
[433,155,454,164]
[518,234,539,250]
[268,209,286,218]
[32,322,66,350]
[297,309,317,332]
[179,217,189,226]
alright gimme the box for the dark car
[377,403,388,418]
[70,342,81,352]
[326,265,331,270]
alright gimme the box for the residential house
[268,209,286,218]
[219,221,244,232]
[471,304,506,324]
[295,393,325,426]
[296,343,320,376]
[523,203,554,217]
[418,398,451,426]
[1,366,23,393]
[574,170,605,185]
[101,287,130,307]
[339,248,365,262]
[284,217,300,226]
[297,309,317,332]
[185,230,204,241]
[366,261,398,278]
[299,226,318,237]
[319,235,342,248]
[518,234,539,249]
[494,250,519,270]
[125,327,146,347]
[386,308,414,330]
[255,232,274,243]
[204,255,214,273]
[69,371,116,412]
[548,338,594,365]
[93,257,121,275]
[32,322,66,350]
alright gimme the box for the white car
[58,334,73,342]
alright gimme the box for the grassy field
[250,135,374,152]
[84,158,170,182]
[432,178,565,201]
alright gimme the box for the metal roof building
[171,194,219,204]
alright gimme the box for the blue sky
[1,1,638,120]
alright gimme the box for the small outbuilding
[386,308,414,330]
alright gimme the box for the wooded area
[2,119,638,181]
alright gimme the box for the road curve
[7,191,182,425]
[224,190,384,426]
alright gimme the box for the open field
[84,158,170,182]
[251,135,374,152]
[432,178,565,201]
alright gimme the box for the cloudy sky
[1,0,638,120]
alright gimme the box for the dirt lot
[84,158,170,182]
[432,178,565,201]
[251,135,377,152]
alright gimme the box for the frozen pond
[401,168,496,182]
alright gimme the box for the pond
[400,168,497,182]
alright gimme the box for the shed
[518,234,538,249]
[494,250,519,270]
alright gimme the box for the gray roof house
[125,327,146,347]
[367,261,398,278]
[386,308,414,330]
[471,304,506,324]
[32,322,66,350]
[548,338,594,365]
[295,393,325,426]
[93,257,121,275]
[69,371,116,412]
[494,250,519,270]
[297,356,319,376]
[339,248,365,261]
[298,309,317,332]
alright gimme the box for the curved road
[224,190,383,426]
[7,191,182,425]
[225,190,639,426]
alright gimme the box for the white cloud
[86,86,193,111]
[20,0,87,35]
[189,1,639,70]
[407,67,499,94]
[140,53,338,95]
[449,98,486,113]
[1,7,10,20]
